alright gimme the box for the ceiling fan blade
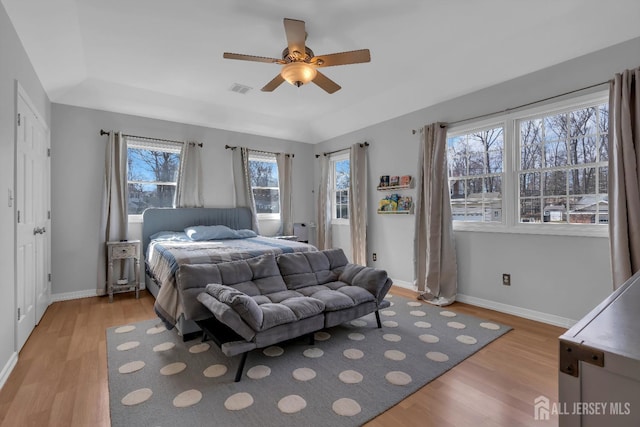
[261,74,286,92]
[313,49,371,67]
[312,71,341,94]
[223,52,283,64]
[283,18,306,56]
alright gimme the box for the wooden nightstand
[106,240,140,302]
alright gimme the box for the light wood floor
[0,287,564,426]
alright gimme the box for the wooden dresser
[558,271,640,426]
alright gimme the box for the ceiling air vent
[229,83,252,94]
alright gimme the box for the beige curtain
[175,142,203,208]
[414,124,458,305]
[98,131,128,294]
[276,153,293,236]
[232,147,260,233]
[609,66,640,289]
[316,155,332,249]
[349,143,368,265]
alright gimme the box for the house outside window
[248,152,280,219]
[331,153,350,223]
[446,91,609,237]
[126,137,181,217]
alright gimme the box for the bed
[142,207,317,337]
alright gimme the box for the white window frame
[448,91,609,238]
[447,123,506,225]
[248,152,281,221]
[126,138,182,223]
[331,152,350,225]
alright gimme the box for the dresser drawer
[109,244,138,259]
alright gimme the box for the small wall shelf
[377,174,413,191]
[377,193,414,215]
[377,208,414,215]
[377,174,414,215]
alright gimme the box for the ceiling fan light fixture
[281,62,317,87]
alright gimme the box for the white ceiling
[4,0,640,143]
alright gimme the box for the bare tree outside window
[447,126,504,222]
[334,158,350,220]
[519,102,608,224]
[248,155,280,215]
[127,146,180,215]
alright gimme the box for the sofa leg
[375,310,382,328]
[309,333,315,345]
[234,352,249,382]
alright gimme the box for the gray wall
[50,105,315,296]
[0,4,51,382]
[316,36,640,324]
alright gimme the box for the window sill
[332,219,350,226]
[128,215,144,224]
[453,222,609,238]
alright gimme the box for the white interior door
[15,85,50,352]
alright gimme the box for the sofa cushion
[296,283,375,312]
[204,283,325,332]
[216,254,289,296]
[277,249,349,290]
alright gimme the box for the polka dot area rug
[107,294,511,427]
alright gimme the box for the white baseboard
[390,277,576,328]
[456,293,577,328]
[0,352,18,390]
[50,283,147,303]
[51,289,98,302]
[390,278,415,290]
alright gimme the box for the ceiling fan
[223,18,371,94]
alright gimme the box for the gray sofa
[177,248,392,381]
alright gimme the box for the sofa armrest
[338,264,393,306]
[196,291,256,342]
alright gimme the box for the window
[248,152,280,218]
[448,126,504,222]
[446,92,609,236]
[127,138,181,216]
[518,102,608,225]
[331,153,350,222]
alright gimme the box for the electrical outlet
[372,253,377,262]
[502,273,511,286]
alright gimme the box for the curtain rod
[410,79,610,134]
[100,129,203,147]
[315,141,369,158]
[224,145,294,158]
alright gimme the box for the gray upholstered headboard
[141,207,254,256]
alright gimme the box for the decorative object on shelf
[378,193,414,214]
[377,174,413,190]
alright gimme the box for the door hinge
[17,308,21,320]
[559,339,604,377]
[17,210,20,223]
[48,273,51,282]
[47,148,50,157]
[48,210,51,219]
[17,113,21,126]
